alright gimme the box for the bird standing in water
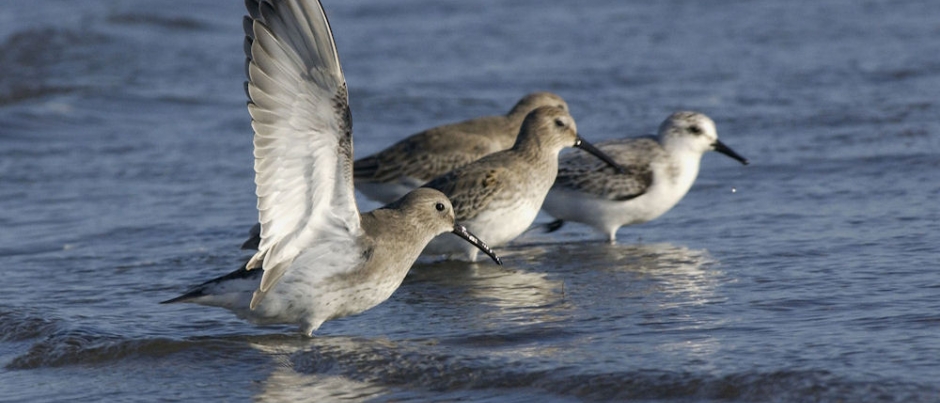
[421,106,625,261]
[541,111,749,242]
[163,0,500,336]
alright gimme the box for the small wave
[0,85,75,106]
[542,370,935,402]
[0,27,116,105]
[106,13,209,31]
[0,308,63,342]
[5,330,242,370]
[7,329,937,401]
[276,337,937,402]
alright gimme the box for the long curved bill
[574,137,627,174]
[713,140,749,165]
[452,223,502,265]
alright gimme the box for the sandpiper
[541,111,748,242]
[240,92,568,251]
[354,92,569,204]
[420,106,625,261]
[163,0,500,336]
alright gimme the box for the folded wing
[554,138,661,201]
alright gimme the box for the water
[2,0,939,401]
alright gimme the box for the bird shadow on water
[399,240,727,330]
[489,239,730,322]
[407,259,566,310]
[392,258,576,347]
[243,332,555,402]
[506,238,721,289]
[505,237,718,272]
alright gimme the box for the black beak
[574,137,626,174]
[713,140,749,165]
[451,223,502,265]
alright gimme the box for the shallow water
[2,0,939,401]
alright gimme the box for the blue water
[2,0,939,401]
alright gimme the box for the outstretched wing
[243,0,360,308]
[553,137,662,201]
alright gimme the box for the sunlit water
[2,0,939,401]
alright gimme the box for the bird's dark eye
[689,125,703,135]
[435,202,446,212]
[554,118,566,128]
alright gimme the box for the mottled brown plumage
[354,92,570,203]
[554,137,663,201]
[421,106,624,261]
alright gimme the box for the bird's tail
[160,260,261,306]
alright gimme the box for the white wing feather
[243,0,360,309]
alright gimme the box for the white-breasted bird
[541,111,748,242]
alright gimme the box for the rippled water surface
[2,0,939,401]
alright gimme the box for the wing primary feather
[243,0,360,309]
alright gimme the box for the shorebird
[540,111,749,242]
[420,105,625,261]
[239,93,569,250]
[353,91,570,204]
[163,0,501,336]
